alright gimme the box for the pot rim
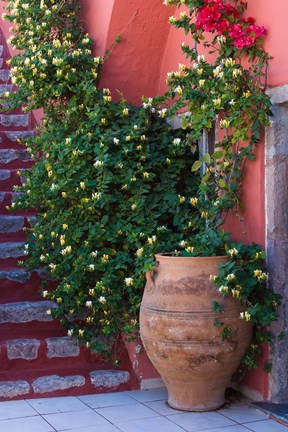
[155,252,228,260]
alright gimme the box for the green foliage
[2,0,199,353]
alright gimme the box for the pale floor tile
[0,415,55,432]
[27,396,88,414]
[144,399,187,416]
[78,392,136,408]
[43,409,110,430]
[96,402,159,423]
[60,425,121,432]
[0,399,38,420]
[166,411,237,431]
[125,388,168,402]
[198,426,255,432]
[116,416,188,432]
[218,406,267,423]
[244,419,288,431]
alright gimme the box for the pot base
[165,377,226,412]
[167,397,225,412]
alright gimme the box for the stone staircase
[0,31,136,400]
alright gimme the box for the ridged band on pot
[140,253,252,412]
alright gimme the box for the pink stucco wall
[246,0,288,88]
[81,0,174,104]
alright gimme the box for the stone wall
[266,84,288,402]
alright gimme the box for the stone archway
[266,84,288,402]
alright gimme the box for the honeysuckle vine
[1,0,199,355]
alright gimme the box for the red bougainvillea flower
[195,0,266,49]
[196,4,222,31]
[248,25,266,38]
[229,23,245,39]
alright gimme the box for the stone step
[0,300,57,324]
[0,114,29,128]
[0,192,35,215]
[0,69,10,82]
[0,215,25,233]
[0,268,30,283]
[0,215,27,241]
[0,268,49,304]
[0,369,131,400]
[5,336,80,361]
[0,148,32,166]
[2,130,34,143]
[0,84,13,94]
[0,242,25,260]
[0,168,22,191]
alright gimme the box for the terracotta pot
[140,253,252,412]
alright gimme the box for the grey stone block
[267,84,288,106]
[0,242,25,258]
[46,337,80,358]
[0,381,30,398]
[0,216,24,233]
[33,375,85,394]
[0,269,30,283]
[0,46,3,57]
[0,169,10,181]
[0,301,57,323]
[5,130,34,142]
[0,149,32,164]
[0,114,29,127]
[0,69,10,81]
[90,370,130,388]
[7,338,40,360]
[0,84,13,94]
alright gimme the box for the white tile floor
[0,388,287,432]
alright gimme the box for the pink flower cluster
[195,0,266,49]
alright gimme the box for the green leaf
[213,150,224,160]
[191,160,202,171]
[201,153,211,164]
[101,215,109,225]
[218,179,226,189]
[212,301,223,314]
[214,319,224,327]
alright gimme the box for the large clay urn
[140,253,252,412]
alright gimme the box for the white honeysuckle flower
[147,235,157,244]
[125,277,134,286]
[92,192,101,201]
[98,296,106,304]
[93,160,103,167]
[173,138,181,146]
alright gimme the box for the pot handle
[146,270,155,289]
